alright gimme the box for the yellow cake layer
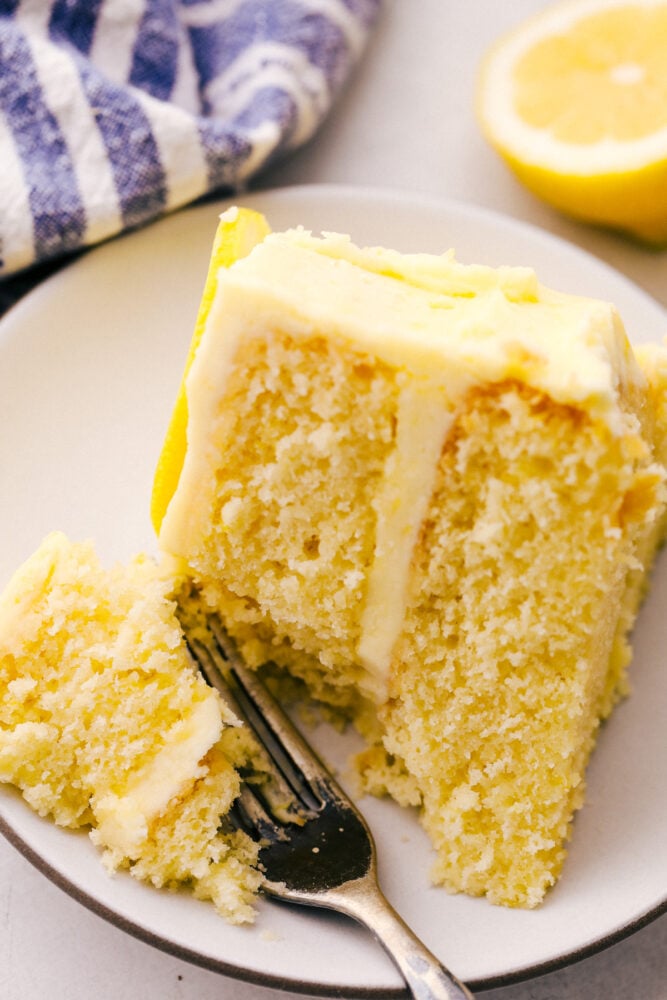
[154,210,667,908]
[0,532,262,923]
[157,214,653,697]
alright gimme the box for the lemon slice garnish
[151,207,271,533]
[476,0,667,244]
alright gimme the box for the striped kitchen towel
[0,0,381,278]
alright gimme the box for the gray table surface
[1,2,666,998]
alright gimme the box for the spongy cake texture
[0,532,261,923]
[155,213,667,908]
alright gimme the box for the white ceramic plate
[1,185,666,995]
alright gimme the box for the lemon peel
[150,207,271,533]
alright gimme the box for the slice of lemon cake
[0,531,262,923]
[152,208,667,909]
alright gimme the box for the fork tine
[230,784,291,843]
[208,617,335,815]
[188,630,244,719]
[186,619,314,824]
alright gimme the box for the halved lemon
[150,207,271,533]
[476,0,667,245]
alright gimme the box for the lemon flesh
[477,0,667,244]
[151,207,271,532]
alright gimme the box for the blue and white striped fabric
[0,0,381,277]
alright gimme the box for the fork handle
[330,876,474,999]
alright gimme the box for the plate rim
[3,180,667,330]
[2,806,667,994]
[1,182,666,994]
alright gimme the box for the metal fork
[184,613,474,1000]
